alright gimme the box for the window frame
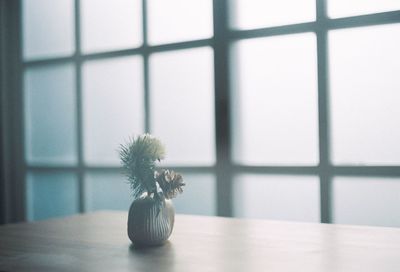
[227,1,400,222]
[1,0,25,223]
[7,0,400,223]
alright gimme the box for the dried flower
[155,169,185,199]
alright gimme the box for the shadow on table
[128,241,177,271]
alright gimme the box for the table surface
[1,212,400,272]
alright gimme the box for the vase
[127,196,175,246]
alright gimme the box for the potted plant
[119,134,185,246]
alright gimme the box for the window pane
[329,24,400,165]
[333,177,400,227]
[233,174,320,222]
[172,172,216,216]
[150,47,215,166]
[231,33,318,165]
[81,0,142,53]
[24,64,77,166]
[84,172,132,211]
[230,0,315,30]
[328,0,400,18]
[148,0,213,45]
[22,0,74,60]
[83,56,144,166]
[27,172,79,221]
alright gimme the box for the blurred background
[1,0,399,227]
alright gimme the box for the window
[20,0,400,227]
[22,0,216,220]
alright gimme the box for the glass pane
[148,0,213,45]
[150,47,215,166]
[84,172,132,211]
[333,177,400,227]
[83,56,144,166]
[24,64,77,165]
[329,24,400,165]
[230,0,315,30]
[22,0,74,60]
[81,0,142,53]
[231,33,318,165]
[233,174,320,222]
[172,172,216,216]
[26,172,79,221]
[328,0,400,18]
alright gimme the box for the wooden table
[1,212,400,272]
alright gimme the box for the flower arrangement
[119,134,185,205]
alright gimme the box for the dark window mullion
[213,0,233,217]
[74,0,85,213]
[316,0,332,223]
[142,0,150,133]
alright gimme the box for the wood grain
[1,212,400,272]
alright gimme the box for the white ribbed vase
[127,197,175,246]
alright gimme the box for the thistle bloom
[119,134,184,202]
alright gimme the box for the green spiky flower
[119,134,185,203]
